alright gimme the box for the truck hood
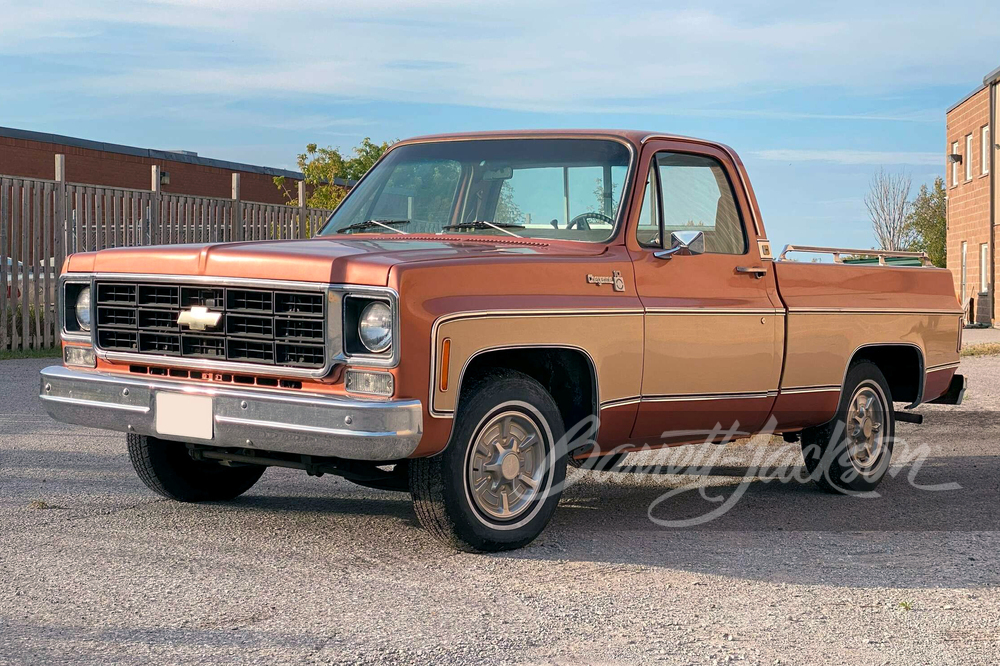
[65,235,606,286]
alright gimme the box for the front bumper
[39,366,423,461]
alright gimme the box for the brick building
[0,126,347,206]
[946,66,999,326]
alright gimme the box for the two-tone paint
[59,130,963,460]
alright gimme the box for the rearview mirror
[654,230,706,260]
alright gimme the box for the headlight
[75,287,92,332]
[358,301,392,353]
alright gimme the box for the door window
[637,152,747,254]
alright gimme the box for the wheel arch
[444,344,600,448]
[843,342,925,408]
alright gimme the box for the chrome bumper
[39,366,423,461]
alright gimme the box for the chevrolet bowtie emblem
[178,306,222,331]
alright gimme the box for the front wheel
[800,361,895,494]
[409,371,567,552]
[127,434,265,502]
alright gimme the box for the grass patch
[0,347,61,361]
[961,342,1000,357]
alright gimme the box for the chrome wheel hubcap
[467,410,546,521]
[846,384,886,472]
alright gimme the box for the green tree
[588,177,619,216]
[494,181,524,226]
[907,177,947,268]
[274,137,393,209]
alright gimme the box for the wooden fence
[1,156,334,353]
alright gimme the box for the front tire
[800,361,895,494]
[127,434,265,502]
[409,371,567,552]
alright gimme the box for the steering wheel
[567,212,614,231]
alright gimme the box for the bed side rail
[776,245,931,266]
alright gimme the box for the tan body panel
[640,309,782,395]
[781,312,960,390]
[432,312,644,412]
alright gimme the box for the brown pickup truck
[41,130,966,551]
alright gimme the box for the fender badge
[587,270,625,292]
[178,306,223,331]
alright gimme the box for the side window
[654,153,747,255]
[635,167,660,248]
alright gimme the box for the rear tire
[127,434,265,502]
[409,370,567,552]
[800,361,895,494]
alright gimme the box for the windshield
[319,139,632,242]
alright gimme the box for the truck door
[626,140,783,443]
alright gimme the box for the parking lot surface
[2,357,999,665]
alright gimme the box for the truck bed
[769,257,963,426]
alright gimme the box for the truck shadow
[516,447,1000,588]
[554,453,999,533]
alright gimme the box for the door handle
[736,266,768,278]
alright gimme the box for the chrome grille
[93,280,327,370]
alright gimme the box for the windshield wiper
[338,219,410,235]
[441,220,524,238]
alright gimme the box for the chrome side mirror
[654,230,705,260]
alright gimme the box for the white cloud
[2,1,998,114]
[751,149,941,166]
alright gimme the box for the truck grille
[93,280,327,370]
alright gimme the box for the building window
[961,241,968,303]
[966,134,973,181]
[984,126,991,176]
[952,141,960,186]
[982,243,990,294]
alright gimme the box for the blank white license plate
[155,393,214,440]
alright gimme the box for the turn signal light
[345,369,394,397]
[64,345,96,368]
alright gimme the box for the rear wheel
[801,361,895,494]
[409,371,567,552]
[127,434,265,502]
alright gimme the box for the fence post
[232,173,242,242]
[54,154,66,273]
[298,180,307,239]
[150,165,161,246]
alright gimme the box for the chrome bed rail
[776,245,931,266]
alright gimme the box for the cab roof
[395,129,727,152]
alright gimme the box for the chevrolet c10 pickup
[41,130,966,551]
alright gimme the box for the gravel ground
[963,327,1000,347]
[1,357,999,665]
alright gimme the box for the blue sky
[2,0,998,249]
